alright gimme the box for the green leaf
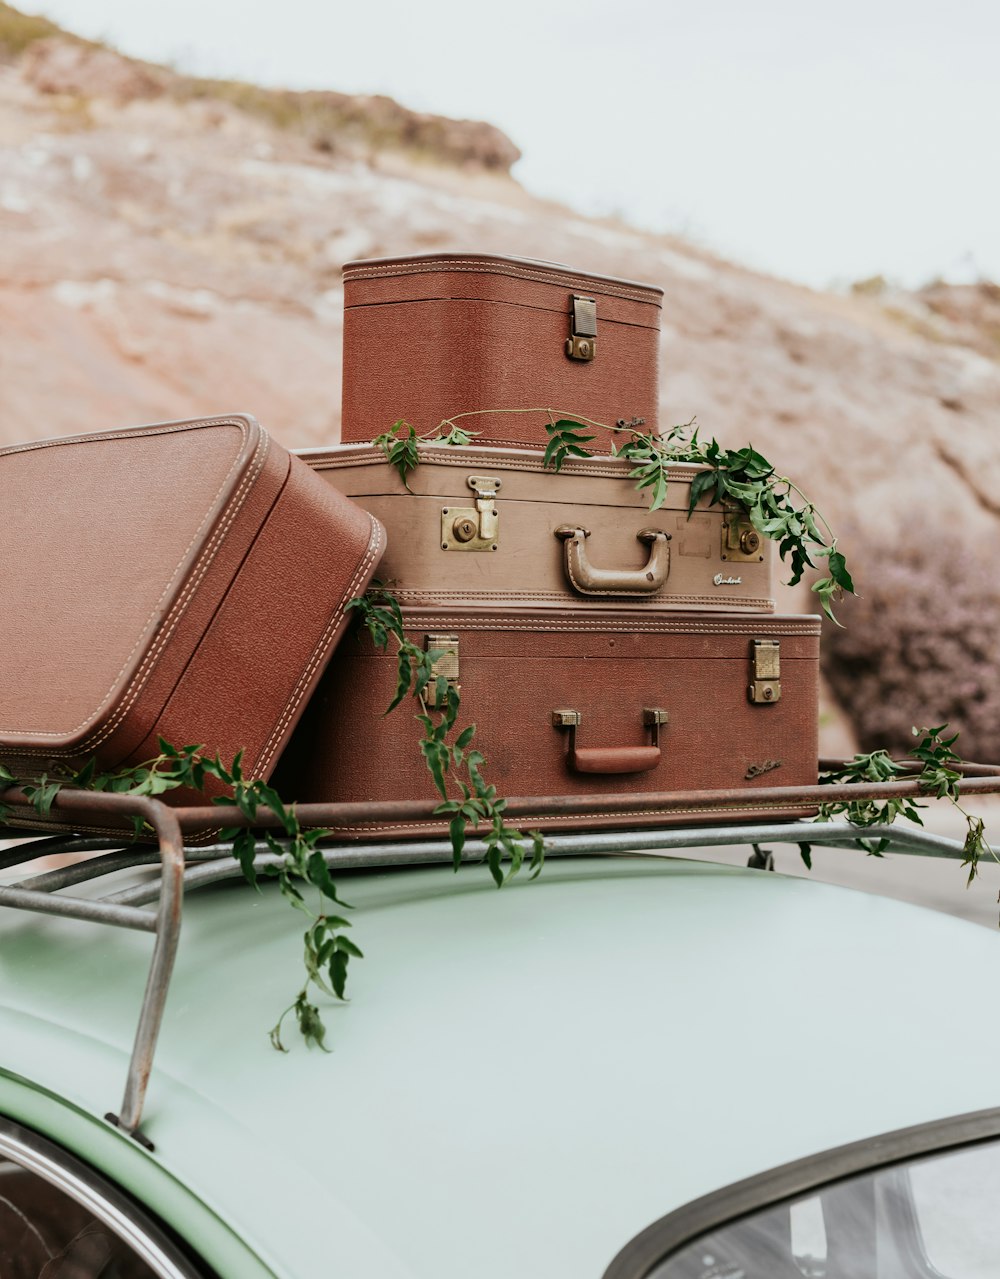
[798,843,813,870]
[232,828,259,891]
[387,648,412,714]
[329,950,350,1000]
[449,814,466,869]
[420,738,450,800]
[486,840,504,888]
[687,469,716,512]
[528,830,546,878]
[26,780,61,818]
[306,850,351,906]
[828,549,855,593]
[293,991,331,1050]
[72,758,96,788]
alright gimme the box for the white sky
[16,0,1000,289]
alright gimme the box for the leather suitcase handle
[570,745,661,774]
[555,526,671,595]
[553,708,668,775]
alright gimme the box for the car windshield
[649,1135,1000,1279]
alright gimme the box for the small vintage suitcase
[340,253,663,448]
[275,608,820,837]
[300,442,774,613]
[0,415,386,790]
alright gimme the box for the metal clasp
[722,501,764,562]
[565,294,597,362]
[748,639,781,704]
[440,475,501,552]
[425,633,460,705]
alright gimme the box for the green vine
[371,418,480,491]
[0,585,546,1051]
[0,744,354,1051]
[799,725,993,885]
[346,587,545,887]
[371,409,857,624]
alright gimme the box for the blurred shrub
[0,2,66,59]
[822,535,1000,761]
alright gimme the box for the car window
[0,1121,206,1279]
[644,1136,1000,1279]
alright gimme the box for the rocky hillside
[3,8,1000,759]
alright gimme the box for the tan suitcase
[274,608,820,837]
[339,253,663,448]
[299,442,774,613]
[0,415,386,790]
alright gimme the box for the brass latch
[748,639,781,704]
[552,707,669,742]
[722,502,764,562]
[565,294,597,362]
[425,633,460,705]
[440,475,501,552]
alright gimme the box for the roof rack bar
[6,774,1000,840]
[0,840,129,873]
[0,787,185,1145]
[102,819,984,911]
[0,884,156,930]
[165,774,1000,835]
[0,834,136,864]
[17,850,172,894]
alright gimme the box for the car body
[2,851,1000,1276]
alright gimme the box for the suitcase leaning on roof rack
[0,414,386,826]
[273,608,821,838]
[299,442,775,614]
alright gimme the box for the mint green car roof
[3,854,1000,1278]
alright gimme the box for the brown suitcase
[340,253,663,449]
[275,608,820,837]
[301,442,774,613]
[0,415,386,789]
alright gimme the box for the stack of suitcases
[275,253,822,837]
[0,251,820,838]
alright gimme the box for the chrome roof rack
[2,769,1000,1147]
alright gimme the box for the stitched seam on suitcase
[388,590,776,609]
[7,423,269,745]
[308,452,701,483]
[394,619,818,636]
[343,260,661,304]
[346,297,661,331]
[317,801,821,835]
[0,416,246,460]
[254,516,386,776]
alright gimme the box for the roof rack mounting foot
[104,1112,155,1152]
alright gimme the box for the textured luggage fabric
[340,253,663,448]
[300,442,774,613]
[275,609,821,837]
[0,415,386,790]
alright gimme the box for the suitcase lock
[566,294,597,362]
[721,498,767,560]
[722,502,765,562]
[749,639,781,704]
[424,633,460,706]
[440,475,501,552]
